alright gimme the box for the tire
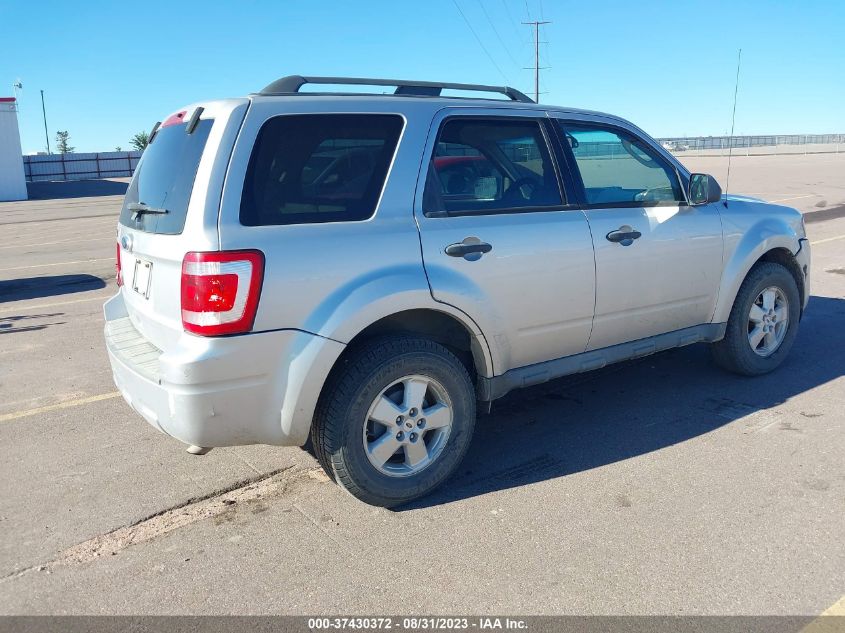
[710,262,801,376]
[312,335,476,507]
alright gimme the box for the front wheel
[710,262,801,376]
[312,336,476,507]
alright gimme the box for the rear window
[119,119,213,235]
[239,114,403,226]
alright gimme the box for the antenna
[724,48,742,207]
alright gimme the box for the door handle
[605,226,642,246]
[445,237,493,261]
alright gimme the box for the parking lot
[1,152,843,615]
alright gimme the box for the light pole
[40,89,51,154]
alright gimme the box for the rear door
[552,118,723,350]
[415,108,596,373]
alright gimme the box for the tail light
[115,242,123,286]
[180,250,264,336]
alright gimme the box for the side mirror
[689,173,722,205]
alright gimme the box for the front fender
[712,214,802,324]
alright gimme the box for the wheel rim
[362,374,453,478]
[747,286,789,357]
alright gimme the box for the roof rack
[258,75,534,103]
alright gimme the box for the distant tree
[115,146,122,151]
[130,131,150,151]
[55,130,75,154]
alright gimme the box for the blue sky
[2,0,843,153]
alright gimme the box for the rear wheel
[710,262,801,376]
[313,335,476,507]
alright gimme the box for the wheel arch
[343,308,492,378]
[756,248,806,312]
[712,219,803,324]
[714,244,805,323]
[298,265,494,377]
[306,307,492,449]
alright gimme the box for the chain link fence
[656,134,844,157]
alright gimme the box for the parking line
[0,392,121,423]
[800,594,845,632]
[0,236,113,250]
[769,194,819,203]
[811,234,845,245]
[819,594,845,615]
[0,295,108,315]
[0,257,112,272]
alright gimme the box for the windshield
[119,119,213,234]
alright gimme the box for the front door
[415,110,596,374]
[554,120,723,351]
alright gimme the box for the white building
[0,97,27,201]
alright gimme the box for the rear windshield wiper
[128,202,169,217]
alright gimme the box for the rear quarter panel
[217,97,495,376]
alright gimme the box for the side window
[558,124,684,206]
[240,114,403,226]
[423,118,562,217]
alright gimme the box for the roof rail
[258,75,534,103]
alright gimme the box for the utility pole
[522,20,550,103]
[40,89,51,154]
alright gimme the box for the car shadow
[0,313,66,334]
[26,179,129,200]
[400,295,845,511]
[0,274,106,303]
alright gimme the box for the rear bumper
[104,292,345,448]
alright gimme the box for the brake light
[115,242,123,286]
[180,250,264,336]
[161,110,187,128]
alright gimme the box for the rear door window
[119,119,213,235]
[423,118,563,217]
[240,114,404,226]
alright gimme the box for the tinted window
[423,118,562,217]
[119,119,213,235]
[240,114,403,226]
[559,124,684,206]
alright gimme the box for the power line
[451,0,510,83]
[537,0,550,68]
[475,0,521,69]
[500,0,525,44]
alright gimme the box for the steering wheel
[503,177,539,203]
[634,186,673,203]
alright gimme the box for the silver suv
[105,76,810,507]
